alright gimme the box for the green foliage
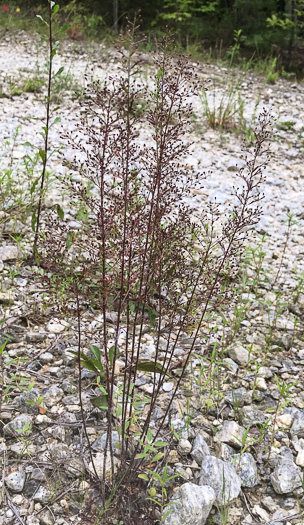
[142,463,180,522]
[160,0,218,24]
[0,132,42,230]
[266,57,279,84]
[215,468,230,524]
[278,120,295,131]
[2,0,303,70]
[200,76,246,133]
[226,29,246,67]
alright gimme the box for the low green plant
[230,387,243,419]
[243,233,269,293]
[170,423,181,442]
[0,339,8,416]
[62,0,105,40]
[200,77,246,132]
[265,374,298,462]
[7,264,21,284]
[278,120,296,131]
[215,469,231,525]
[140,463,179,522]
[233,425,255,461]
[250,359,265,402]
[23,74,46,94]
[195,342,228,414]
[0,132,43,230]
[3,369,34,404]
[292,269,304,305]
[266,57,279,84]
[200,68,263,141]
[225,29,246,67]
[273,212,298,287]
[220,300,249,350]
[26,394,46,413]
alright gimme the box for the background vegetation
[1,0,304,76]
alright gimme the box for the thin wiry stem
[75,292,98,480]
[33,0,53,259]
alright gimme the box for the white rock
[40,352,54,363]
[0,291,14,304]
[214,421,245,449]
[33,486,52,504]
[228,345,249,366]
[27,517,40,525]
[162,482,215,525]
[261,495,278,513]
[271,461,302,494]
[47,319,69,333]
[88,452,119,479]
[223,357,238,374]
[39,509,54,525]
[79,481,90,491]
[10,442,36,456]
[293,437,304,452]
[199,456,242,504]
[276,414,293,428]
[0,245,19,261]
[92,431,121,456]
[264,291,277,303]
[231,452,258,487]
[191,433,211,465]
[252,505,269,521]
[177,439,192,456]
[43,385,64,407]
[255,377,268,391]
[3,414,33,437]
[257,366,273,379]
[296,450,304,467]
[5,470,26,493]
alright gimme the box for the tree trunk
[286,0,295,60]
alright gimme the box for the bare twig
[4,486,26,525]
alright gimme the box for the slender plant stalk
[33,0,53,259]
[75,292,99,479]
[273,213,296,287]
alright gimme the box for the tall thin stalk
[273,212,297,287]
[33,1,53,257]
[33,1,63,260]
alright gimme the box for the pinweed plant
[35,19,272,519]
